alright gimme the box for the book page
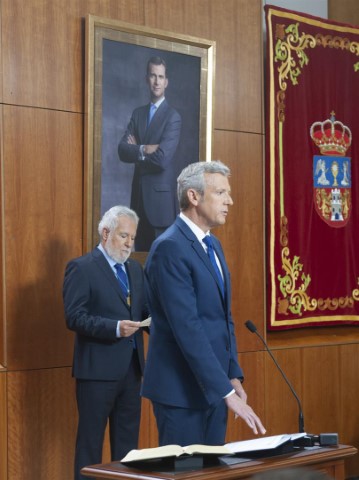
[121,444,231,463]
[225,433,307,454]
[184,444,231,455]
[139,316,151,327]
[121,445,184,462]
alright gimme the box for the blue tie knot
[202,235,213,250]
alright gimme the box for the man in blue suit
[142,161,266,446]
[63,206,149,479]
[118,56,182,251]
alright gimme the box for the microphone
[245,320,305,433]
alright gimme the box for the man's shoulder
[132,103,149,116]
[66,248,102,268]
[150,220,194,254]
[160,100,181,119]
[126,257,144,273]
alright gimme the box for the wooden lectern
[81,444,357,480]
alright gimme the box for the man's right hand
[120,320,141,337]
[225,392,266,435]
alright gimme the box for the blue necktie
[202,236,225,297]
[114,263,129,303]
[148,104,157,126]
[114,264,136,348]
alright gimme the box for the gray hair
[177,160,231,210]
[98,206,139,237]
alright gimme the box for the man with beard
[63,206,148,480]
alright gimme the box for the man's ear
[187,188,200,206]
[102,228,110,241]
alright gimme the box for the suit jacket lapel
[176,217,227,304]
[212,238,231,307]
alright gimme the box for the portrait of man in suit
[63,206,149,480]
[118,56,182,251]
[99,40,201,251]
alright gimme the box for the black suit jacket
[63,247,148,381]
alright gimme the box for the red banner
[265,5,359,329]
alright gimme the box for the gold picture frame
[84,15,216,252]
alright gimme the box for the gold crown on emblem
[310,111,352,156]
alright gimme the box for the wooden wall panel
[7,368,77,480]
[264,348,303,435]
[0,371,7,480]
[226,351,266,443]
[338,344,359,474]
[145,0,263,134]
[264,345,359,474]
[3,106,82,370]
[0,104,4,366]
[302,346,341,435]
[213,130,265,352]
[1,0,144,112]
[329,0,359,26]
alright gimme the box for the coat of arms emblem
[311,112,352,227]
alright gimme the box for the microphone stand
[245,320,305,433]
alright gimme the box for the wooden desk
[81,444,357,480]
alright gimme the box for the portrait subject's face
[196,173,233,231]
[147,63,168,102]
[103,216,137,263]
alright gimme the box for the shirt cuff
[223,389,235,399]
[139,145,145,161]
[116,321,121,338]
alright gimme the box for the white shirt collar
[179,212,210,247]
[152,97,165,109]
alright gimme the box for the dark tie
[148,104,157,126]
[202,236,225,297]
[114,263,130,303]
[114,264,136,348]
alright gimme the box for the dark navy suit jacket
[118,99,181,228]
[141,216,243,409]
[63,247,148,381]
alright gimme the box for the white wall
[263,0,327,19]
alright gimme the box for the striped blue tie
[114,263,129,301]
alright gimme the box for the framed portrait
[84,15,216,253]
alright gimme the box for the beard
[104,236,131,264]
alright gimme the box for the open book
[225,433,307,454]
[121,433,307,463]
[121,444,231,463]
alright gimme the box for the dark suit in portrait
[118,100,181,242]
[118,56,182,251]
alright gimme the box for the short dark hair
[147,56,167,77]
